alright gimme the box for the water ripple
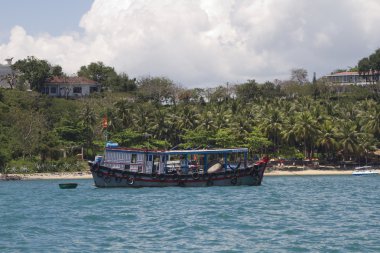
[0,176,380,252]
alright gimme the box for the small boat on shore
[88,142,269,188]
[352,166,379,176]
[59,183,78,189]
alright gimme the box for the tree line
[358,48,380,83]
[0,50,380,173]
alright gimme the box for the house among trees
[42,76,101,98]
[324,48,380,85]
[324,71,379,85]
[324,71,367,85]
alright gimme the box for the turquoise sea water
[1,176,379,252]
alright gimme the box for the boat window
[154,157,160,163]
[207,153,224,166]
[107,151,116,162]
[131,154,137,163]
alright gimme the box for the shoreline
[1,172,93,180]
[265,169,354,176]
[1,169,361,180]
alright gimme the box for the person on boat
[179,155,189,174]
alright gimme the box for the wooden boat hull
[89,163,266,188]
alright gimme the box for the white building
[324,71,378,85]
[42,76,101,98]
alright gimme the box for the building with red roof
[42,76,101,98]
[324,71,378,85]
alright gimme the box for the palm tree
[197,110,217,132]
[148,108,171,141]
[336,121,360,161]
[79,102,96,155]
[357,132,376,164]
[361,104,380,138]
[113,99,134,129]
[176,105,201,130]
[131,104,153,134]
[292,111,319,159]
[259,108,283,155]
[316,120,338,160]
[281,115,297,147]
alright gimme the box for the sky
[1,0,380,88]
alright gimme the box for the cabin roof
[106,147,248,155]
[45,76,98,85]
[327,71,359,76]
[164,148,248,155]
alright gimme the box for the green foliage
[137,76,176,104]
[261,81,283,98]
[245,128,272,154]
[181,129,215,148]
[358,48,380,83]
[55,123,83,144]
[110,73,137,92]
[208,86,229,103]
[3,56,380,172]
[78,102,97,158]
[77,61,117,89]
[10,107,47,158]
[235,79,260,102]
[0,147,11,171]
[4,158,86,173]
[143,139,170,150]
[33,159,87,173]
[12,56,51,91]
[112,129,144,147]
[214,128,241,148]
[4,159,35,174]
[51,65,64,76]
[331,69,348,74]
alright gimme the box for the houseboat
[88,142,269,188]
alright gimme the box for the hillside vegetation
[1,79,379,173]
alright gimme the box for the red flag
[255,156,269,165]
[102,115,108,129]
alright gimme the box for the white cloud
[1,0,380,87]
[314,33,332,48]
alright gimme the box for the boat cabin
[96,142,248,175]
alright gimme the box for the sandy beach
[1,169,361,180]
[265,169,354,176]
[1,172,93,180]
